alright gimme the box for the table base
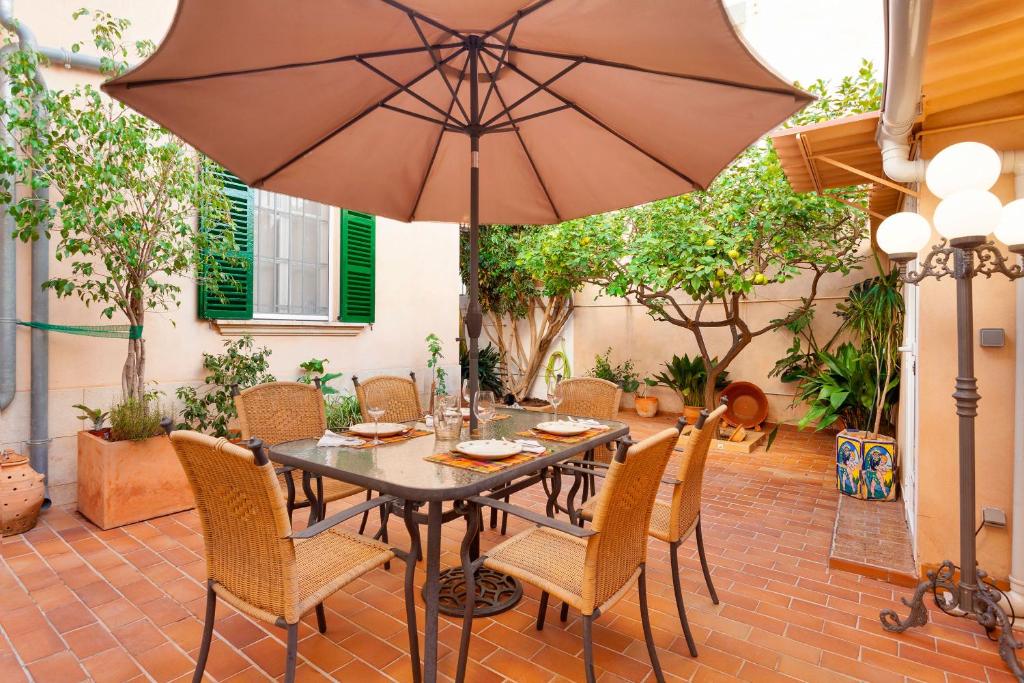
[426,567,522,617]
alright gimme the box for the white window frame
[251,196,336,322]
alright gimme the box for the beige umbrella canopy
[103,0,810,421]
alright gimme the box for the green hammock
[12,320,142,340]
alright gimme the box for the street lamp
[876,141,1024,678]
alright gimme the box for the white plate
[454,439,522,460]
[349,422,409,438]
[535,420,591,436]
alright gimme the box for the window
[253,190,330,319]
[199,168,376,324]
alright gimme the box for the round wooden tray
[719,381,769,428]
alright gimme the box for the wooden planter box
[77,429,194,530]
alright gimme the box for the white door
[899,269,920,553]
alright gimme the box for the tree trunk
[122,303,145,401]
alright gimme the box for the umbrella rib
[478,57,562,223]
[252,47,466,186]
[479,14,520,119]
[117,43,461,90]
[487,44,806,99]
[408,58,471,222]
[356,57,466,126]
[480,59,581,128]
[484,0,558,40]
[408,14,471,125]
[380,103,464,132]
[481,46,703,190]
[484,104,571,131]
[376,0,465,40]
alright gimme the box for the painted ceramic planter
[836,429,898,501]
[634,396,659,418]
[77,430,194,529]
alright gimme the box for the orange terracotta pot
[634,396,659,418]
[682,405,703,425]
[77,430,194,530]
[1,450,45,536]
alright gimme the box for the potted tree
[0,12,235,528]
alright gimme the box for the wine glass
[547,377,564,422]
[475,391,496,438]
[367,405,385,445]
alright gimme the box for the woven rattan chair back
[235,382,326,445]
[169,431,297,622]
[583,427,677,611]
[557,377,622,420]
[669,404,728,542]
[353,373,422,423]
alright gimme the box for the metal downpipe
[0,46,16,411]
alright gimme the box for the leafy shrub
[109,397,163,442]
[297,357,343,395]
[588,348,640,393]
[648,354,729,407]
[176,336,275,437]
[325,394,362,432]
[73,404,108,431]
[460,343,504,397]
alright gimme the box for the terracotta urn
[1,450,45,536]
[682,405,703,426]
[634,396,659,418]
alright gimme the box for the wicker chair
[169,431,417,683]
[557,377,622,424]
[574,402,728,657]
[352,372,423,423]
[457,427,681,683]
[234,382,366,526]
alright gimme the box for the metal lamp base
[428,567,523,617]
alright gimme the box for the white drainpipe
[880,0,1024,618]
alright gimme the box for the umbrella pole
[466,39,482,434]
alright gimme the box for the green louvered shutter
[198,167,253,319]
[339,209,375,323]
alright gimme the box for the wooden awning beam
[811,154,919,198]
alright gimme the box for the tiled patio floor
[0,412,1015,682]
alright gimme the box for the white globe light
[925,142,1002,198]
[876,212,932,260]
[996,198,1024,251]
[932,189,1002,245]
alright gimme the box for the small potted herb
[634,379,660,418]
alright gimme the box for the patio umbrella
[103,0,811,427]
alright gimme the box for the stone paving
[0,412,1014,682]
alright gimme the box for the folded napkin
[509,438,547,454]
[317,430,365,447]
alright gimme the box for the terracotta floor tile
[73,579,120,608]
[197,636,251,680]
[113,617,168,655]
[45,600,97,633]
[137,641,194,682]
[63,622,118,658]
[11,625,66,663]
[26,651,89,683]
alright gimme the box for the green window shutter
[198,167,253,320]
[339,209,375,323]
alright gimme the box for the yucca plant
[648,354,729,407]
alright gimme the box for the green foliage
[325,394,361,432]
[460,343,504,397]
[794,343,896,433]
[648,354,730,407]
[297,358,343,395]
[425,333,447,396]
[109,397,163,442]
[0,11,236,399]
[175,336,275,437]
[73,404,108,431]
[587,348,640,393]
[544,343,571,387]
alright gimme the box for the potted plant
[587,348,641,408]
[76,397,192,529]
[634,379,660,418]
[648,354,730,424]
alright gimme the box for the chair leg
[489,505,498,529]
[560,601,569,622]
[358,490,372,535]
[696,517,719,605]
[192,583,216,683]
[639,566,666,683]
[380,503,391,571]
[582,614,596,683]
[670,542,698,657]
[284,623,298,683]
[315,603,327,634]
[536,592,549,631]
[500,494,509,536]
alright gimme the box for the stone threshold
[828,492,919,588]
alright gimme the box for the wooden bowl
[719,381,769,428]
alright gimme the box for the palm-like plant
[648,354,729,407]
[795,343,898,433]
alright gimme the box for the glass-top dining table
[270,407,628,683]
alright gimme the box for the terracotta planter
[77,430,194,530]
[634,396,659,418]
[682,405,703,425]
[1,450,45,536]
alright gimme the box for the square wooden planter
[77,430,194,530]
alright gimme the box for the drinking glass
[475,390,496,438]
[367,405,386,445]
[546,378,564,422]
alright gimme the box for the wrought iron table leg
[301,471,323,525]
[422,501,443,683]
[456,501,482,683]
[401,503,423,683]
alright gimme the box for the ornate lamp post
[875,142,1024,678]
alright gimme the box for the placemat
[517,426,610,444]
[341,428,432,449]
[425,449,546,474]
